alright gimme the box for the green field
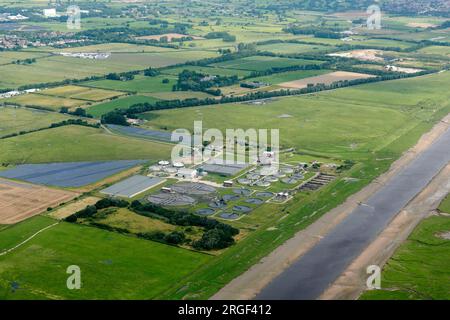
[4,94,86,111]
[249,69,331,85]
[148,91,214,100]
[210,55,323,71]
[139,95,413,159]
[83,75,177,94]
[351,37,415,49]
[140,72,450,159]
[0,125,172,164]
[0,51,218,89]
[41,85,126,102]
[87,95,160,118]
[257,42,333,54]
[0,216,211,299]
[418,46,450,57]
[359,215,450,300]
[0,106,74,138]
[162,65,252,78]
[319,72,450,109]
[0,51,50,65]
[439,194,450,213]
[59,43,177,53]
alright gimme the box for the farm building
[101,175,164,198]
[200,162,249,176]
[176,168,198,179]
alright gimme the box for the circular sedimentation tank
[172,182,216,195]
[237,178,251,185]
[196,208,215,216]
[256,181,270,187]
[233,205,251,213]
[220,212,239,220]
[148,193,196,206]
[233,188,251,196]
[245,198,264,205]
[256,191,274,198]
[209,200,227,208]
[223,194,240,201]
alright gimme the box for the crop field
[289,36,346,46]
[438,194,450,213]
[418,46,450,57]
[0,216,211,299]
[0,125,173,164]
[210,56,323,71]
[87,95,160,118]
[0,106,74,138]
[278,71,376,89]
[257,42,334,54]
[141,71,450,159]
[136,33,204,42]
[0,51,218,89]
[59,43,177,53]
[162,66,252,78]
[0,51,49,65]
[0,160,147,188]
[249,69,331,85]
[41,85,127,102]
[351,37,415,49]
[48,197,101,220]
[140,95,411,158]
[0,178,77,224]
[148,91,214,100]
[4,94,86,111]
[360,215,450,300]
[83,75,177,94]
[88,207,177,234]
[106,124,173,142]
[319,71,450,109]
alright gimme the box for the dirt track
[211,113,450,300]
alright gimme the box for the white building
[260,151,275,165]
[43,8,57,17]
[176,168,198,179]
[173,162,185,169]
[7,14,28,20]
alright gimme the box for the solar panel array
[101,175,163,198]
[0,160,146,187]
[107,124,173,142]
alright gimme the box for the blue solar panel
[0,160,146,187]
[107,124,173,142]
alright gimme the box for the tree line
[64,197,240,251]
[99,68,433,124]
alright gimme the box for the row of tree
[174,70,239,92]
[130,201,239,250]
[0,118,99,140]
[99,68,433,125]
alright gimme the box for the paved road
[257,125,450,300]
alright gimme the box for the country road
[256,121,450,300]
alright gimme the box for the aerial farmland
[0,0,449,309]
